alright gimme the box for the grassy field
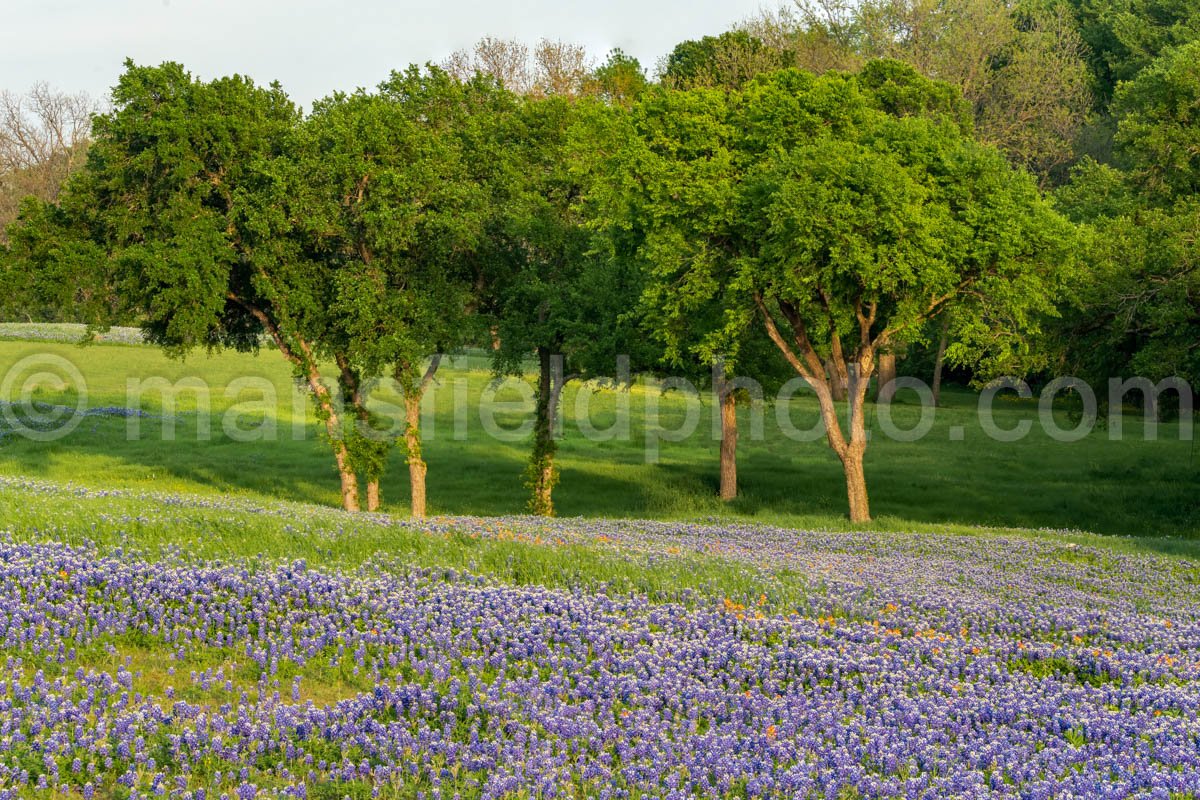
[0,334,1197,540]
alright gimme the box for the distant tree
[740,4,862,74]
[661,30,785,89]
[1065,0,1200,105]
[533,40,593,97]
[589,63,1076,522]
[444,37,595,98]
[444,37,533,94]
[0,84,96,243]
[583,49,650,107]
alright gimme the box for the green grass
[0,336,1197,540]
[0,475,835,613]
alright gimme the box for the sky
[2,0,769,107]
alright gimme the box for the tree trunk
[932,316,950,407]
[395,356,442,519]
[719,382,738,502]
[876,351,897,403]
[753,294,875,523]
[826,357,848,402]
[842,360,873,523]
[807,369,872,524]
[250,307,359,512]
[829,331,852,402]
[328,426,361,513]
[337,354,381,512]
[527,348,559,516]
[404,395,427,519]
[841,449,870,523]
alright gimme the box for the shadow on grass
[1,384,1199,544]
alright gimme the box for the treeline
[0,0,1196,522]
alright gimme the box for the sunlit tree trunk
[718,378,738,502]
[242,299,360,512]
[404,394,427,519]
[336,354,381,512]
[755,293,877,522]
[396,355,442,519]
[296,358,361,512]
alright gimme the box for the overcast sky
[2,0,769,107]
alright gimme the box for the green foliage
[585,49,649,107]
[1054,158,1140,221]
[2,195,114,324]
[663,30,784,90]
[1067,0,1200,104]
[1054,195,1200,386]
[742,69,1074,378]
[1053,42,1200,390]
[1111,40,1200,202]
[489,96,643,383]
[77,62,303,355]
[297,67,506,377]
[596,62,1074,384]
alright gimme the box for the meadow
[0,333,1198,540]
[0,328,1197,798]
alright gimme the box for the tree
[0,84,96,243]
[739,66,1076,521]
[533,40,593,97]
[740,3,863,75]
[590,62,1076,522]
[581,87,787,502]
[297,67,514,518]
[1110,40,1200,202]
[444,37,533,94]
[487,95,646,515]
[6,62,379,512]
[583,50,650,108]
[661,30,785,89]
[444,37,595,99]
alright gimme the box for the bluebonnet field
[0,477,1196,798]
[0,325,147,346]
